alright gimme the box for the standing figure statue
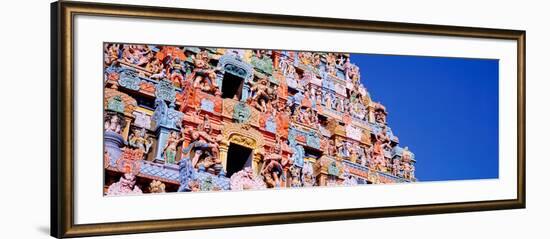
[261,144,284,188]
[189,115,221,170]
[391,159,401,176]
[162,131,184,164]
[191,50,219,94]
[249,78,271,112]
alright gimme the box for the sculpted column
[219,142,229,172]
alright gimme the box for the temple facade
[103,44,416,195]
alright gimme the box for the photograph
[103,43,498,195]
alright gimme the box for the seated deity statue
[312,53,321,67]
[298,52,313,65]
[336,54,345,66]
[149,180,166,193]
[336,140,351,159]
[106,173,143,196]
[128,128,153,158]
[356,146,368,166]
[104,112,124,134]
[194,154,222,175]
[327,139,337,157]
[145,57,163,74]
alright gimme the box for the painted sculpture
[103,43,417,195]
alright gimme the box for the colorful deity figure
[104,43,120,66]
[326,53,338,76]
[162,131,184,164]
[301,161,316,187]
[145,56,163,74]
[261,143,285,188]
[249,78,272,112]
[104,112,124,134]
[342,169,358,186]
[128,128,153,159]
[374,103,387,125]
[194,154,220,174]
[289,166,302,187]
[357,145,369,166]
[106,172,143,196]
[378,126,392,151]
[391,158,401,176]
[312,53,321,68]
[230,167,267,190]
[188,115,221,170]
[349,142,360,163]
[191,50,219,95]
[345,63,361,84]
[327,138,337,157]
[298,51,313,65]
[169,57,186,88]
[149,180,166,193]
[336,139,351,159]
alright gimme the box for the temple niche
[103,43,417,195]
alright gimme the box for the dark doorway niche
[226,143,253,177]
[221,73,244,100]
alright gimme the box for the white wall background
[0,0,547,238]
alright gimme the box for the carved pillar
[241,83,250,102]
[122,117,132,141]
[153,127,171,163]
[252,151,263,176]
[219,143,229,172]
[216,71,224,93]
[317,174,327,186]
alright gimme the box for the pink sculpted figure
[230,167,267,190]
[249,78,271,112]
[189,115,221,168]
[106,173,143,196]
[261,144,284,188]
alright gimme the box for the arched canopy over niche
[219,123,266,177]
[217,54,254,101]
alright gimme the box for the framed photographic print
[51,1,526,238]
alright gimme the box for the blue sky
[351,54,499,181]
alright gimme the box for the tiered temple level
[103,44,416,195]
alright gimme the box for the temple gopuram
[103,44,416,195]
